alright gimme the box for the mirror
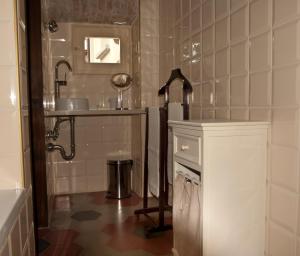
[72,24,131,74]
[111,73,132,110]
[111,73,132,89]
[84,37,121,64]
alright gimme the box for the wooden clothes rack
[134,68,193,236]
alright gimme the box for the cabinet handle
[181,145,189,151]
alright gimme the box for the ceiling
[46,0,139,25]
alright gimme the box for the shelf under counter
[44,109,146,117]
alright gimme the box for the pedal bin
[106,159,133,199]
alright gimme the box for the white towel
[148,104,183,197]
[168,103,183,185]
[168,102,183,121]
[148,107,160,197]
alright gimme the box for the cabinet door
[203,135,266,256]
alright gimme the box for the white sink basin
[55,98,89,111]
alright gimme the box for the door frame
[26,0,49,228]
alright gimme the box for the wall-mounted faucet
[55,60,72,101]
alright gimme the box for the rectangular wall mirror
[72,24,131,74]
[84,37,121,64]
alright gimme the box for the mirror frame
[72,24,131,74]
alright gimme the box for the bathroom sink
[55,98,89,111]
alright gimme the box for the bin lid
[107,159,133,165]
[107,151,132,164]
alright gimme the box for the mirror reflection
[84,37,121,64]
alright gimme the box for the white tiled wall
[41,0,56,219]
[43,22,133,110]
[41,19,133,194]
[0,0,23,190]
[52,116,132,194]
[131,17,141,109]
[128,0,160,197]
[0,190,35,256]
[130,16,144,196]
[140,0,160,108]
[0,0,35,254]
[159,0,300,254]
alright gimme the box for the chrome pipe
[45,117,70,140]
[46,116,76,161]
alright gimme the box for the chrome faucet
[55,60,72,100]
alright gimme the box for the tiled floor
[38,192,173,256]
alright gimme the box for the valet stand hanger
[159,68,193,120]
[134,68,193,237]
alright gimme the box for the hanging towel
[148,107,160,197]
[168,103,183,185]
[148,104,183,198]
[168,102,183,121]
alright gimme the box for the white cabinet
[169,120,269,256]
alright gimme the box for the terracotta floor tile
[89,191,142,207]
[41,244,82,256]
[102,216,173,255]
[40,229,79,245]
[39,192,173,256]
[54,196,72,211]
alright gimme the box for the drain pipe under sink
[46,116,76,160]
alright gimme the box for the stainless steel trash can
[107,159,133,199]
